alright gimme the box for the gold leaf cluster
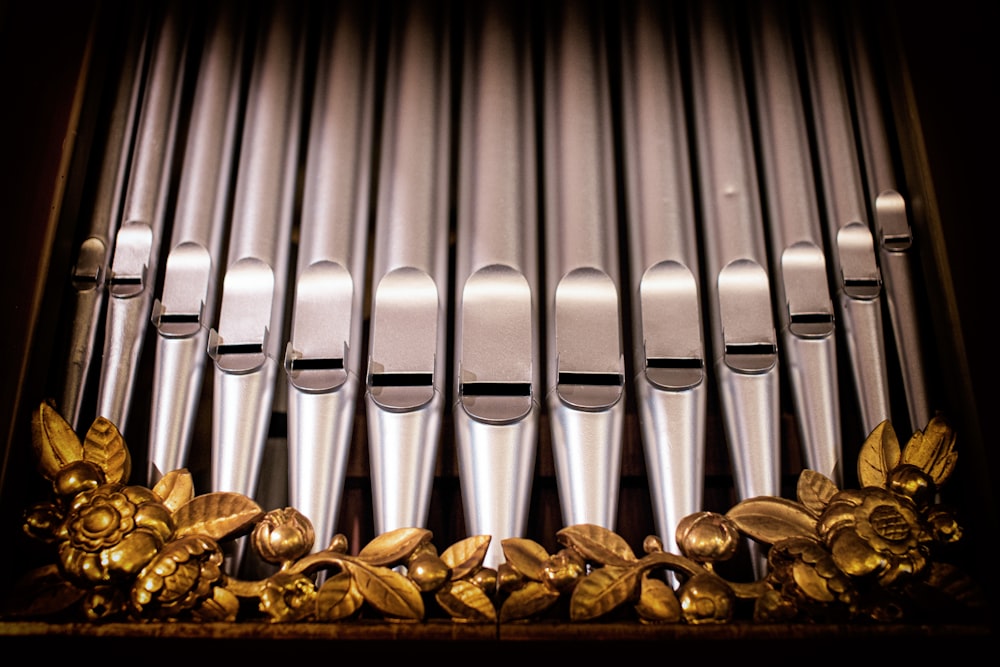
[3,403,987,627]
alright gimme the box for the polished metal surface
[61,6,148,432]
[845,5,931,437]
[148,0,244,483]
[618,0,706,553]
[454,0,539,570]
[543,0,625,530]
[96,2,185,434]
[748,0,841,485]
[687,0,780,508]
[801,1,892,437]
[208,0,304,506]
[365,0,451,536]
[36,1,949,593]
[285,0,375,554]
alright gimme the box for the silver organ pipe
[51,0,945,570]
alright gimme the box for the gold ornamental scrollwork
[1,400,988,625]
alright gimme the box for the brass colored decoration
[8,401,498,623]
[497,526,739,624]
[495,414,986,624]
[1,401,987,626]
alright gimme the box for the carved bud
[676,511,740,563]
[53,460,105,499]
[253,508,315,565]
[23,501,67,543]
[470,566,498,594]
[542,548,585,593]
[497,561,525,593]
[925,505,963,544]
[677,572,734,624]
[326,533,349,553]
[408,552,451,592]
[887,464,935,508]
[81,586,128,621]
[643,535,665,554]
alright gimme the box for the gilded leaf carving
[499,580,561,622]
[9,402,984,626]
[501,537,551,580]
[435,580,497,623]
[356,527,433,567]
[31,400,83,480]
[858,420,901,488]
[316,570,364,621]
[726,497,816,544]
[81,416,131,485]
[902,414,957,486]
[152,468,196,513]
[440,535,490,580]
[635,574,681,623]
[797,469,839,517]
[791,560,836,603]
[344,559,424,620]
[569,565,638,621]
[558,524,637,566]
[172,491,265,540]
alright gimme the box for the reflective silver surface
[365,0,451,536]
[543,1,625,530]
[61,6,147,431]
[148,0,244,483]
[688,0,780,512]
[748,0,841,484]
[846,7,931,436]
[801,1,892,437]
[97,4,185,434]
[284,0,374,554]
[209,0,304,508]
[454,0,540,569]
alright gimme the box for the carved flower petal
[133,502,175,543]
[59,542,106,584]
[791,561,836,603]
[830,530,885,578]
[107,529,162,578]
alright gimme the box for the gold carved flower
[817,487,931,586]
[58,483,174,586]
[131,534,231,620]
